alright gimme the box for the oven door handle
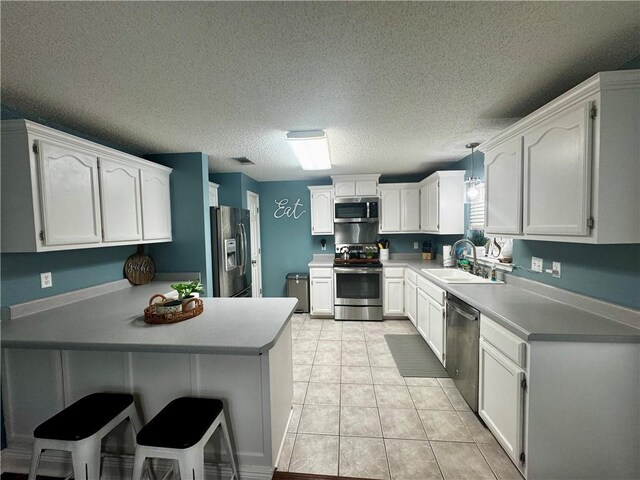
[334,267,383,273]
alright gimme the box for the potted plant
[171,280,204,310]
[467,229,488,257]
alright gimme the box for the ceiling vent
[233,157,255,165]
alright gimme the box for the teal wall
[209,172,261,210]
[258,179,331,297]
[145,153,213,297]
[1,246,137,306]
[448,151,640,309]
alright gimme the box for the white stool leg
[220,416,239,480]
[176,447,204,480]
[72,439,101,480]
[131,448,147,480]
[27,440,43,480]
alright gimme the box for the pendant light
[464,142,481,203]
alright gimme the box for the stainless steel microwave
[334,197,379,223]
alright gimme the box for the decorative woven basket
[144,294,204,324]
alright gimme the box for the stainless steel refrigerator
[210,206,252,297]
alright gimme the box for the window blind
[469,183,485,230]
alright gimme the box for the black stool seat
[137,397,224,449]
[34,392,134,441]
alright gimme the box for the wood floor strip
[273,471,376,480]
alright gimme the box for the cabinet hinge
[521,377,527,391]
[590,105,597,119]
[32,142,39,154]
[519,452,526,464]
[39,230,45,241]
[587,217,595,230]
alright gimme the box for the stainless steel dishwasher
[445,294,480,412]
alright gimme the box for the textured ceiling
[1,2,638,181]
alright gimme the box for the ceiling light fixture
[464,142,482,203]
[286,130,332,170]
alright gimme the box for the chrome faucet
[450,238,478,274]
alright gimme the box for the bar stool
[28,392,142,480]
[132,397,239,480]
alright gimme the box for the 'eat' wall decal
[273,199,306,219]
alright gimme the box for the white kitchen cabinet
[479,70,640,244]
[401,186,421,231]
[416,275,446,366]
[378,186,401,233]
[523,101,592,236]
[1,119,173,252]
[37,138,103,247]
[140,168,172,241]
[208,182,219,207]
[309,267,334,316]
[99,157,142,243]
[484,137,523,235]
[419,171,465,234]
[379,184,421,233]
[479,338,525,464]
[308,186,334,235]
[331,174,380,197]
[404,270,417,326]
[416,288,430,340]
[427,297,445,365]
[383,268,404,317]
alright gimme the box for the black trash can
[286,273,309,313]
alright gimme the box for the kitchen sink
[421,268,504,284]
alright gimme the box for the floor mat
[384,334,449,377]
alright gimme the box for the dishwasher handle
[447,302,479,322]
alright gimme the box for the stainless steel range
[333,243,383,321]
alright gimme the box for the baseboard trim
[1,447,274,480]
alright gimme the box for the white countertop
[385,258,639,344]
[307,254,639,343]
[1,281,298,355]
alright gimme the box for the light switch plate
[40,272,53,288]
[531,257,543,272]
[552,262,561,278]
[413,242,419,249]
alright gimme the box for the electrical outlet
[413,242,419,250]
[40,272,53,288]
[552,261,561,278]
[531,257,543,273]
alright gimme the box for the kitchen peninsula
[1,280,296,480]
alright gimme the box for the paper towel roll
[442,245,453,267]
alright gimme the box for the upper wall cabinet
[480,70,640,244]
[419,171,465,235]
[208,182,219,207]
[331,174,380,197]
[1,119,173,252]
[37,138,103,247]
[140,168,172,241]
[308,186,334,235]
[379,184,420,233]
[484,137,523,235]
[99,156,142,243]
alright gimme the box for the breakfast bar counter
[1,281,296,480]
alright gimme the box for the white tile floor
[278,314,524,480]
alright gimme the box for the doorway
[246,191,263,297]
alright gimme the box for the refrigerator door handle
[241,223,249,275]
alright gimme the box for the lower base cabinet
[479,314,639,479]
[310,268,333,316]
[383,268,405,317]
[415,274,446,366]
[404,277,417,326]
[479,337,525,464]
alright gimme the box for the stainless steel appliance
[210,206,252,297]
[334,197,379,223]
[333,243,383,321]
[445,294,480,411]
